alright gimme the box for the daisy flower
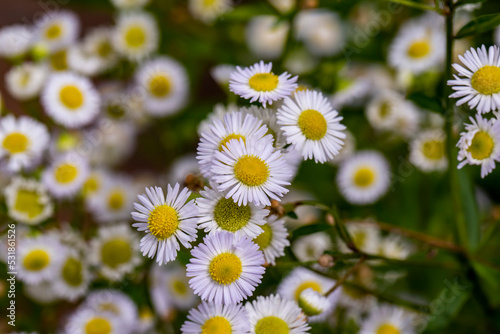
[448,45,500,114]
[211,137,291,206]
[211,64,237,87]
[409,129,448,173]
[341,222,381,254]
[83,290,139,331]
[277,267,335,303]
[188,0,232,24]
[292,232,332,263]
[245,294,310,334]
[81,27,118,72]
[186,231,265,305]
[253,215,290,265]
[24,281,59,305]
[34,11,80,53]
[67,45,104,77]
[41,72,101,128]
[0,115,49,172]
[379,235,413,260]
[182,302,250,334]
[359,304,416,334]
[245,15,289,60]
[53,247,90,302]
[336,151,391,205]
[82,169,107,199]
[277,89,346,163]
[135,56,189,116]
[229,61,298,107]
[42,152,89,198]
[64,307,122,334]
[111,0,150,9]
[112,11,159,62]
[330,76,372,110]
[457,114,500,178]
[5,62,48,100]
[197,183,269,238]
[298,288,332,319]
[4,178,53,225]
[0,25,33,59]
[131,184,199,265]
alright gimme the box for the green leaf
[286,211,299,219]
[455,14,500,39]
[457,169,480,250]
[407,92,442,114]
[291,223,331,240]
[471,262,500,307]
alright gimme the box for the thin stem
[325,255,366,297]
[388,0,440,12]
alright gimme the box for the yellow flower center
[85,317,112,334]
[62,257,83,287]
[148,74,171,98]
[294,281,322,301]
[107,104,126,119]
[249,73,279,92]
[376,324,400,334]
[107,190,125,211]
[422,139,445,160]
[234,155,270,187]
[218,134,245,151]
[3,132,29,154]
[298,109,327,140]
[213,197,252,232]
[101,239,132,268]
[253,223,273,249]
[353,167,375,187]
[83,176,100,197]
[60,85,84,109]
[209,252,242,285]
[255,316,289,334]
[14,189,44,219]
[171,278,188,295]
[97,41,112,57]
[353,231,367,248]
[201,316,232,334]
[407,40,431,59]
[56,132,79,151]
[125,26,146,48]
[45,24,62,40]
[471,66,500,95]
[468,130,494,160]
[203,0,217,7]
[148,205,179,240]
[50,49,68,71]
[99,302,120,315]
[54,163,79,184]
[23,249,50,271]
[379,102,391,118]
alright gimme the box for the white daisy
[42,152,89,198]
[284,49,319,76]
[41,72,101,128]
[366,90,418,134]
[341,222,381,254]
[89,224,141,281]
[229,61,298,107]
[359,304,416,334]
[277,89,346,163]
[81,27,118,73]
[330,76,372,110]
[409,129,448,173]
[111,0,150,9]
[277,267,335,303]
[186,231,265,305]
[245,294,310,334]
[82,169,107,200]
[448,45,500,114]
[166,153,200,185]
[131,184,199,265]
[182,301,249,334]
[64,307,123,334]
[336,151,391,205]
[457,114,500,178]
[246,15,289,60]
[197,183,269,238]
[0,25,33,59]
[298,288,332,319]
[113,11,159,62]
[67,44,104,77]
[4,177,53,225]
[0,115,49,172]
[211,64,237,87]
[253,214,290,265]
[292,232,332,263]
[211,137,292,206]
[53,247,90,302]
[34,11,80,53]
[189,0,232,24]
[379,235,413,260]
[135,56,189,116]
[5,62,48,100]
[244,105,287,149]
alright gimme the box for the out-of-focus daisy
[18,235,64,285]
[278,267,335,302]
[41,72,100,128]
[24,280,59,305]
[292,231,332,263]
[268,0,295,14]
[136,306,155,334]
[111,0,150,9]
[64,307,122,334]
[211,138,291,206]
[34,11,80,53]
[166,153,200,185]
[82,169,106,200]
[197,184,269,238]
[336,151,391,205]
[53,248,90,301]
[89,224,141,281]
[379,235,413,260]
[359,304,416,334]
[0,25,33,59]
[253,215,289,265]
[338,284,377,315]
[341,222,381,254]
[197,103,236,136]
[410,129,448,173]
[186,231,265,305]
[113,11,158,61]
[298,288,332,320]
[131,184,199,265]
[42,152,89,198]
[244,105,287,149]
[330,76,372,110]
[0,115,49,172]
[457,114,500,178]
[277,89,346,163]
[67,45,104,77]
[4,178,53,225]
[230,61,298,107]
[135,56,189,116]
[246,15,289,60]
[246,294,310,334]
[294,9,345,57]
[182,302,249,334]
[81,27,118,73]
[189,0,232,24]
[448,45,500,114]
[329,129,355,165]
[5,62,48,100]
[211,64,237,88]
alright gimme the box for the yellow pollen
[471,66,500,95]
[14,189,44,219]
[101,239,132,268]
[298,109,327,140]
[50,49,68,71]
[54,163,78,184]
[148,74,171,98]
[107,190,125,211]
[218,134,245,151]
[422,139,444,160]
[468,130,494,160]
[376,324,400,334]
[213,197,252,232]
[23,249,50,271]
[62,257,83,287]
[234,155,269,187]
[3,132,29,154]
[255,316,289,334]
[201,316,232,334]
[83,176,100,197]
[209,252,242,285]
[45,24,62,40]
[85,317,112,334]
[294,281,322,301]
[171,279,188,295]
[407,40,431,58]
[253,223,273,249]
[249,73,279,92]
[353,167,375,187]
[125,26,146,48]
[60,85,84,109]
[148,205,179,240]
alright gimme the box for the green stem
[325,255,366,297]
[388,0,440,12]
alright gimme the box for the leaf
[286,211,299,219]
[455,14,500,39]
[457,169,480,250]
[407,92,442,114]
[291,223,331,240]
[472,262,500,307]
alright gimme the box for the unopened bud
[326,213,335,225]
[269,200,285,217]
[318,254,334,268]
[184,173,204,192]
